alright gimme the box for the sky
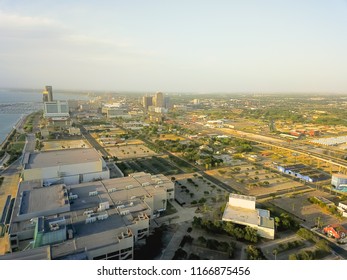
[1,0,347,93]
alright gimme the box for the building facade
[22,148,110,185]
[43,100,69,118]
[222,194,275,239]
[332,173,347,189]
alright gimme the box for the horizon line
[1,87,347,96]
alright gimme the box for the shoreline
[0,114,28,151]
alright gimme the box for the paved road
[78,125,110,158]
[301,224,347,259]
[25,134,36,153]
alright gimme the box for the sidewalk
[155,200,201,225]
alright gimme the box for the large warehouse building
[22,148,110,185]
[276,164,330,183]
[5,172,175,260]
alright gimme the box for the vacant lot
[207,164,305,197]
[155,134,186,141]
[42,139,90,151]
[108,144,157,159]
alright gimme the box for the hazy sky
[1,0,347,93]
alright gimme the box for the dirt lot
[155,134,186,141]
[107,144,157,159]
[42,139,90,151]
[207,164,304,197]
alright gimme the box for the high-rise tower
[142,95,153,110]
[44,86,53,102]
[42,90,49,102]
[153,92,164,108]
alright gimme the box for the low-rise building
[332,173,347,189]
[222,194,275,239]
[277,164,330,183]
[68,127,81,135]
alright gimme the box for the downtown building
[42,85,53,102]
[142,92,170,112]
[4,172,175,260]
[41,86,71,130]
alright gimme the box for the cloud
[0,10,56,27]
[66,34,132,49]
[0,10,67,40]
[0,9,161,89]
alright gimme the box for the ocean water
[0,88,90,144]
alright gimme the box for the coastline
[0,114,27,151]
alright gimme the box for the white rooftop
[26,148,101,169]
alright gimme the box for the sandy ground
[42,140,90,151]
[206,165,304,197]
[155,134,186,141]
[107,144,157,159]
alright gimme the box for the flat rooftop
[69,181,111,211]
[18,184,68,217]
[223,205,258,226]
[25,148,101,169]
[333,173,347,179]
[230,193,256,202]
[0,246,51,260]
[222,205,274,229]
[51,226,132,259]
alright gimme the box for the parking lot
[174,173,228,207]
[107,144,157,159]
[207,164,305,197]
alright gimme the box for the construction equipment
[323,224,347,239]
